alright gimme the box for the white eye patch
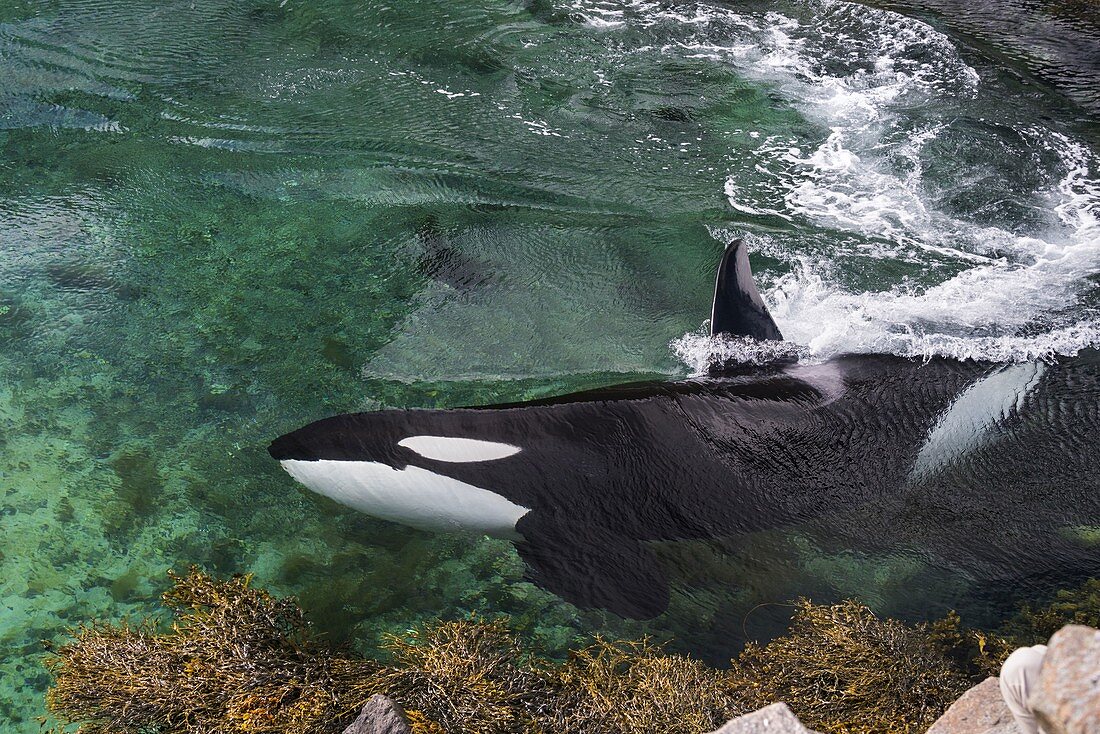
[398,435,521,463]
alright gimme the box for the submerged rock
[708,703,820,734]
[342,695,412,734]
[926,677,1019,734]
[1031,625,1100,734]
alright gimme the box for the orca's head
[268,410,533,539]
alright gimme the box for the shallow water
[1,0,1098,728]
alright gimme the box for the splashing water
[568,0,1100,368]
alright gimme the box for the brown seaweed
[45,569,1100,734]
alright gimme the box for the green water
[1,0,1099,728]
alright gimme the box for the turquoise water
[1,0,1099,728]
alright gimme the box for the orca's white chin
[279,459,529,540]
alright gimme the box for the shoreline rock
[926,677,1019,734]
[341,695,412,734]
[707,703,821,734]
[1031,625,1100,734]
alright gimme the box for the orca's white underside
[280,458,530,540]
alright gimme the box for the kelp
[379,625,743,734]
[375,619,550,734]
[44,570,744,734]
[728,600,970,734]
[44,569,382,734]
[44,569,1100,734]
[997,577,1100,646]
[551,636,742,734]
[928,577,1100,682]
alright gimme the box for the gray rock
[1030,625,1100,734]
[342,694,412,734]
[926,677,1019,734]
[709,702,820,734]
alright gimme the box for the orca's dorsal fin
[710,239,783,341]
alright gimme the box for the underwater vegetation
[45,569,379,734]
[996,577,1100,644]
[732,601,972,734]
[44,570,1100,734]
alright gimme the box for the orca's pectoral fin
[514,513,670,620]
[711,239,783,341]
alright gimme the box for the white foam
[672,329,807,374]
[764,131,1100,362]
[562,0,1100,366]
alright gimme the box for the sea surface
[1,0,1098,728]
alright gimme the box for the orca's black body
[271,240,1100,618]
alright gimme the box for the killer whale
[270,240,1100,619]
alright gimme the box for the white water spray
[570,0,1100,370]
